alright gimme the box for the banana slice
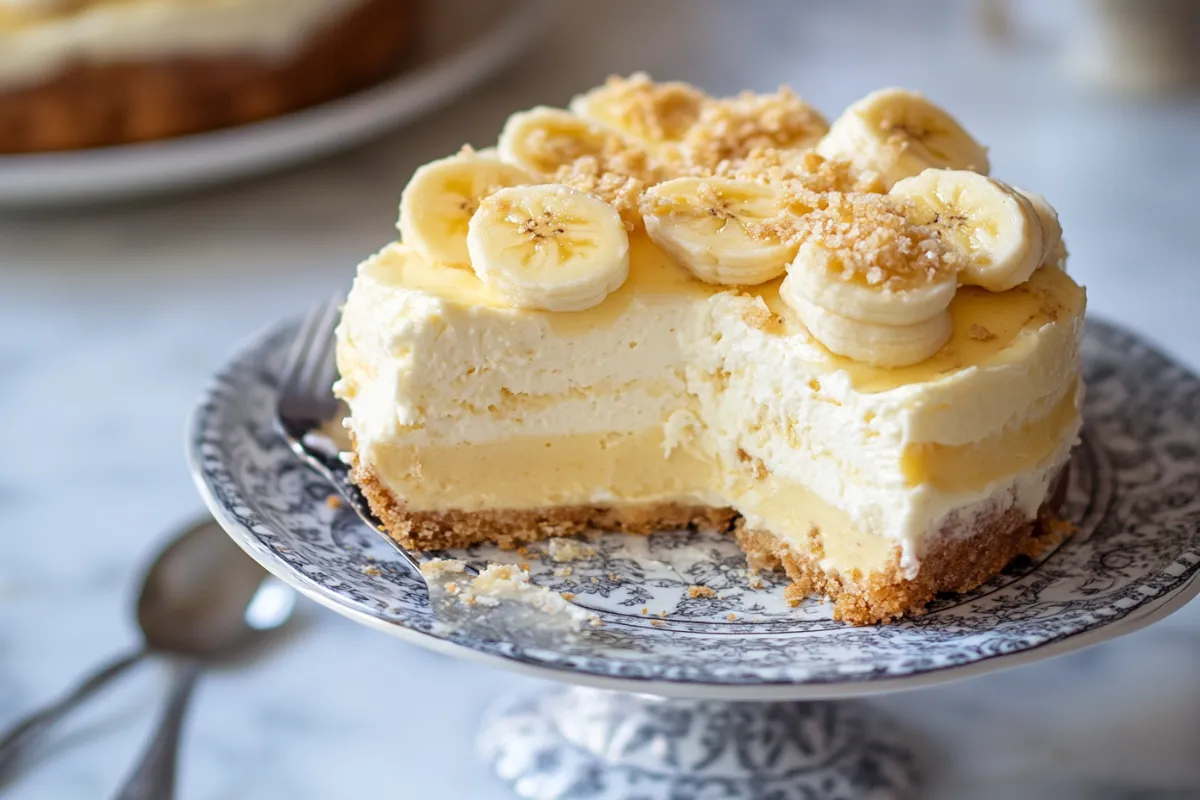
[1017,189,1063,265]
[781,280,952,367]
[498,107,625,177]
[398,150,532,267]
[786,238,957,326]
[466,184,629,312]
[569,73,706,146]
[816,88,990,189]
[891,169,1043,292]
[640,177,794,285]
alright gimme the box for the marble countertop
[1,2,1198,798]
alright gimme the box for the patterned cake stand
[189,320,1200,800]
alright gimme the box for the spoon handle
[112,660,203,800]
[0,649,145,783]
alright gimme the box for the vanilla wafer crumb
[579,73,705,144]
[675,87,828,171]
[969,324,997,342]
[547,537,598,563]
[555,158,651,228]
[787,193,959,289]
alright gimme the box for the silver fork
[275,298,467,577]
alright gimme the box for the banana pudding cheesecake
[335,75,1085,625]
[0,0,417,152]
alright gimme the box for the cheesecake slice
[335,76,1085,625]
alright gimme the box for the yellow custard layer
[901,381,1080,492]
[369,428,718,512]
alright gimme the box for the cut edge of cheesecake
[336,75,1087,627]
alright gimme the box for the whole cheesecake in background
[336,74,1086,625]
[0,0,418,153]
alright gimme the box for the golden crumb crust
[0,0,417,153]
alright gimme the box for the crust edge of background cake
[0,0,417,153]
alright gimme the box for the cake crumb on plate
[547,537,599,562]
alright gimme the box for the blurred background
[1,1,1198,798]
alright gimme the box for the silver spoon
[0,516,296,798]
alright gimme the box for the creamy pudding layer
[337,236,1085,576]
[0,0,365,91]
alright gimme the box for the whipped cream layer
[337,234,1085,576]
[0,0,365,91]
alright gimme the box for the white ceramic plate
[189,319,1200,701]
[0,0,548,208]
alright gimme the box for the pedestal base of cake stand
[478,686,921,800]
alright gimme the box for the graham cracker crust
[356,451,1072,624]
[0,0,417,153]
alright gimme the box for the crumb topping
[739,297,784,333]
[789,193,959,289]
[673,87,828,172]
[714,150,878,195]
[580,72,705,144]
[553,157,648,228]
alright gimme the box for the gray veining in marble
[1,1,1198,798]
